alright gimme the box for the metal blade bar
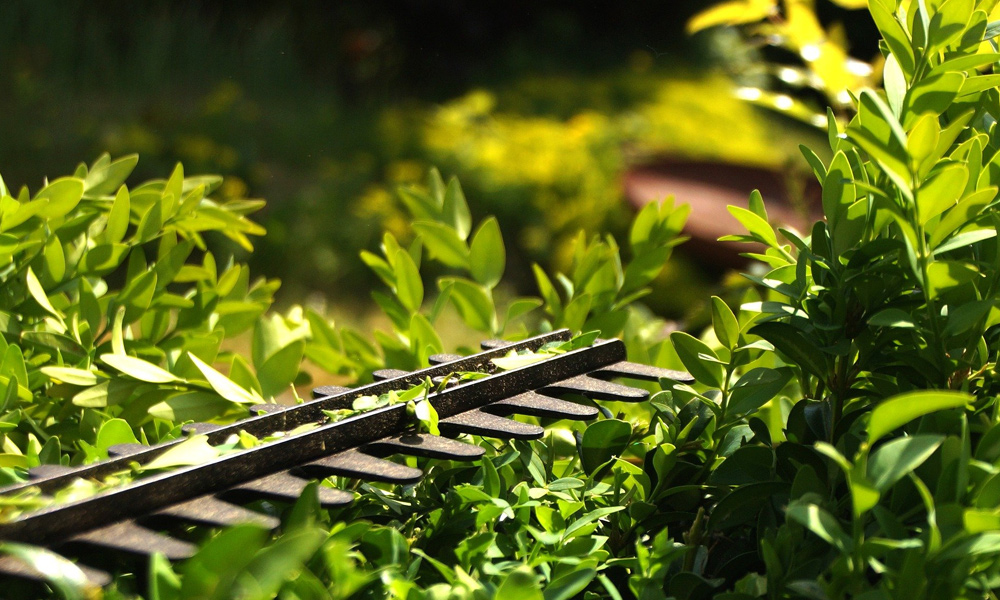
[1,330,572,496]
[0,336,623,544]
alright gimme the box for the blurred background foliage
[0,0,879,320]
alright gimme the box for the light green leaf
[412,221,470,269]
[711,296,740,350]
[443,177,472,240]
[728,367,792,416]
[869,434,944,491]
[868,390,972,443]
[543,568,597,600]
[40,366,100,386]
[869,2,916,76]
[441,277,495,333]
[728,205,777,247]
[393,248,423,313]
[786,502,853,552]
[823,151,855,229]
[884,52,906,117]
[929,187,995,248]
[497,567,543,600]
[96,418,139,452]
[918,163,968,224]
[469,216,505,288]
[100,353,179,383]
[147,391,238,424]
[669,331,725,388]
[0,542,97,600]
[140,435,219,471]
[188,353,261,404]
[84,153,138,196]
[25,267,60,319]
[256,340,305,399]
[927,0,975,52]
[581,420,632,474]
[34,177,84,219]
[904,72,966,127]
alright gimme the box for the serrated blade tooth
[300,450,423,484]
[364,434,485,461]
[67,521,195,561]
[150,495,279,530]
[439,410,544,440]
[227,472,354,508]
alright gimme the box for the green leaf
[750,322,831,382]
[930,187,995,248]
[934,228,997,255]
[823,151,855,229]
[869,2,916,76]
[711,296,740,350]
[443,177,472,240]
[147,391,240,422]
[869,308,916,328]
[927,0,975,52]
[25,266,60,320]
[100,353,179,383]
[188,352,261,404]
[918,163,968,224]
[235,527,326,598]
[728,205,777,247]
[884,52,906,117]
[669,331,725,388]
[728,367,792,416]
[868,390,972,443]
[84,153,138,196]
[441,278,495,333]
[96,418,139,453]
[0,542,97,600]
[117,270,158,323]
[903,72,966,127]
[393,248,423,313]
[469,216,505,288]
[581,419,632,474]
[926,259,979,298]
[412,221,470,269]
[180,524,269,599]
[786,502,853,552]
[34,177,84,219]
[141,435,219,471]
[622,246,671,295]
[40,366,100,386]
[256,340,305,399]
[543,568,597,600]
[497,567,543,600]
[80,243,129,275]
[908,113,940,175]
[869,434,944,491]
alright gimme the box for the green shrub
[0,155,317,479]
[10,2,1000,598]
